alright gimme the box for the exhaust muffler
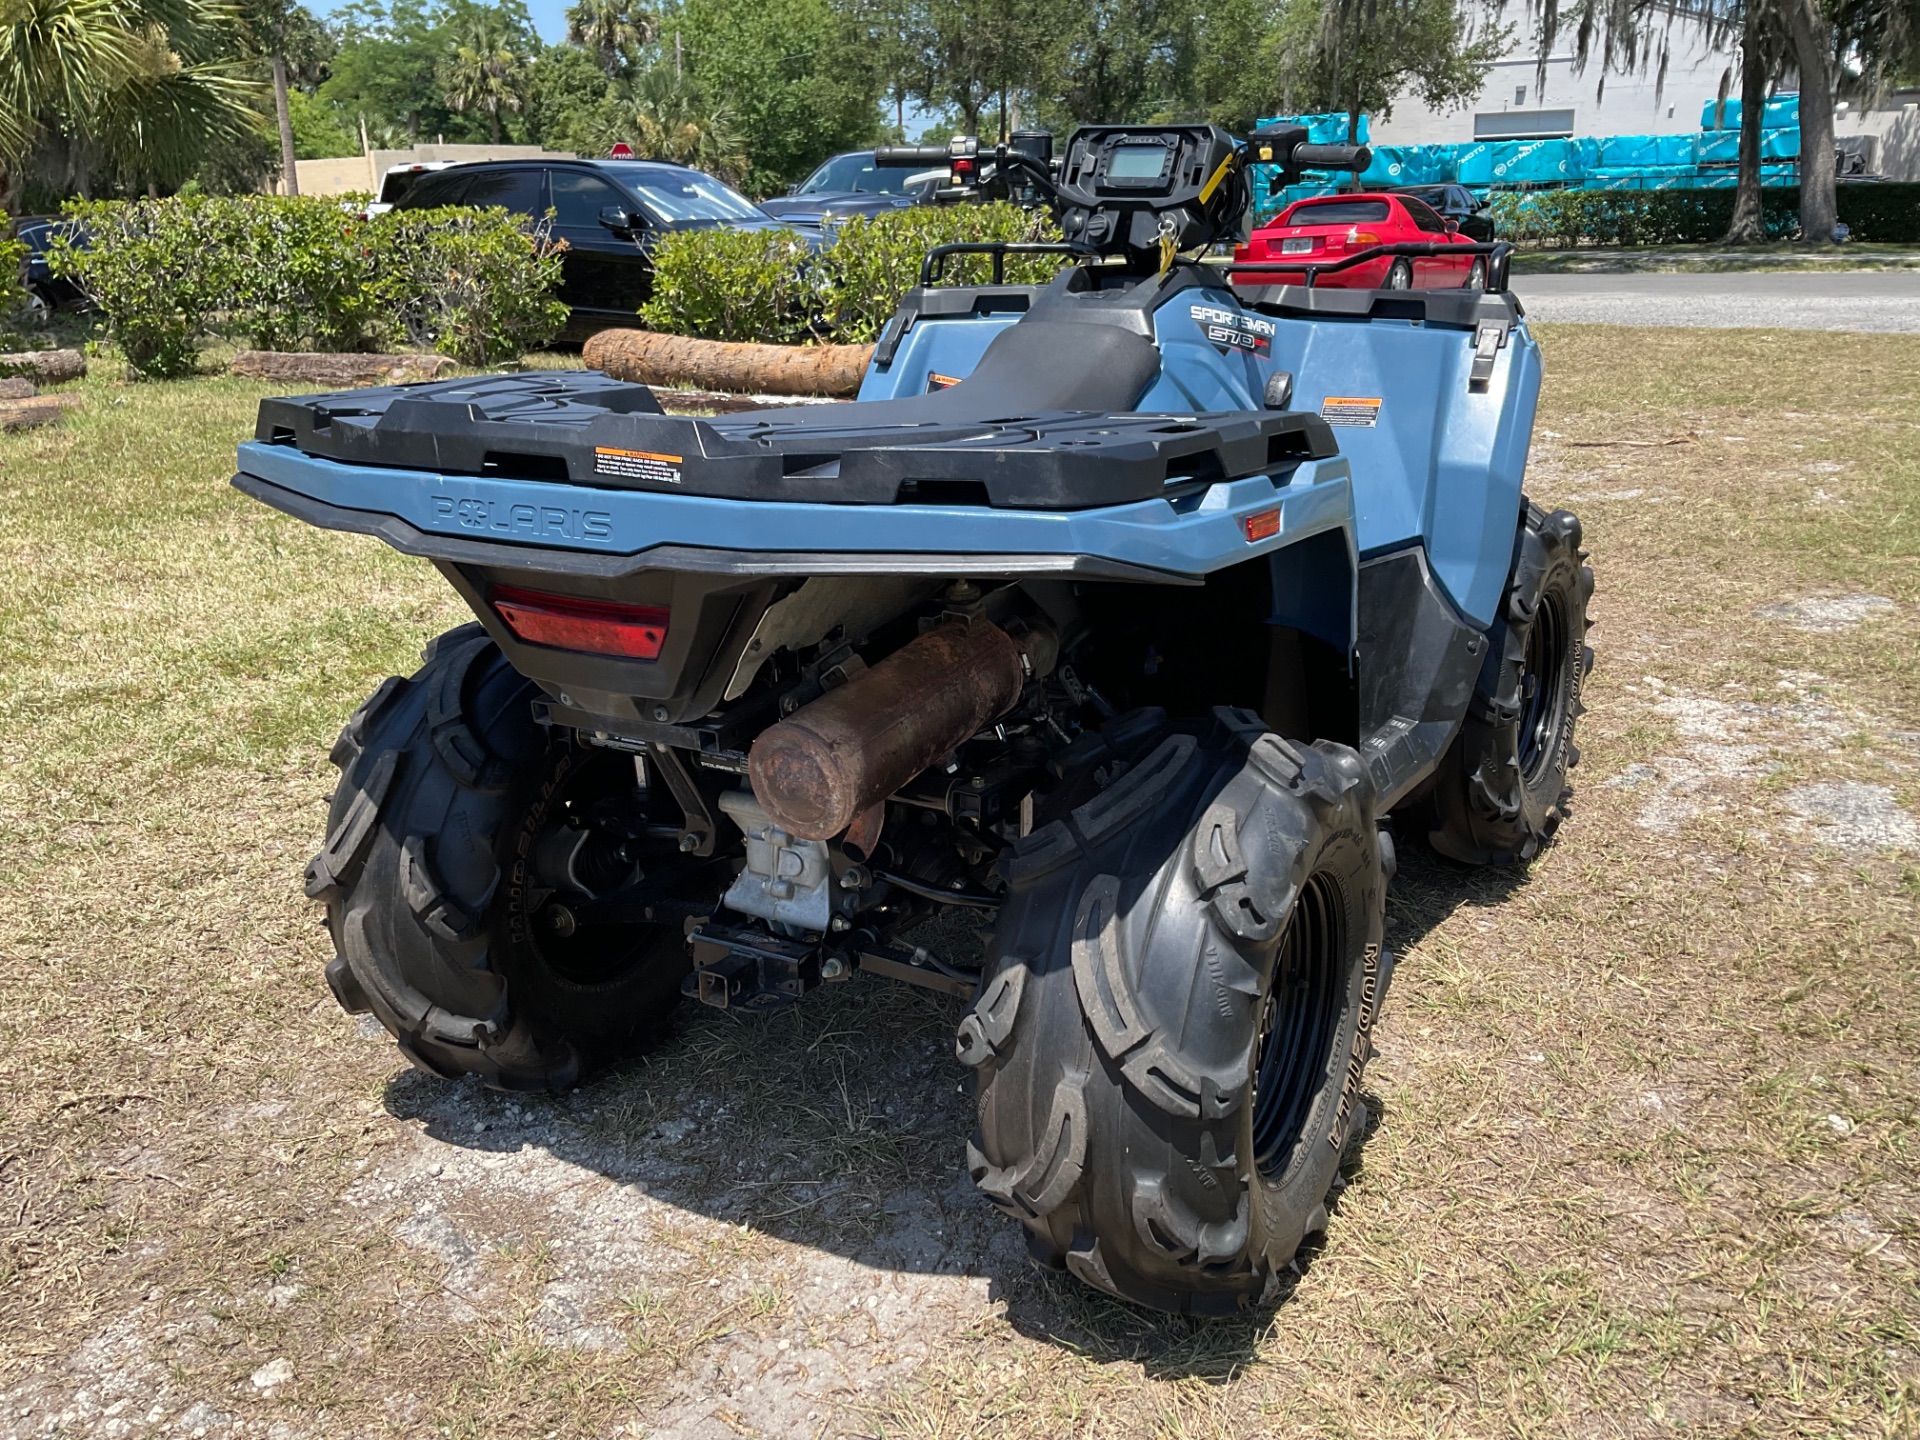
[748,619,1029,841]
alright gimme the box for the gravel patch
[1755,594,1899,632]
[1784,781,1920,852]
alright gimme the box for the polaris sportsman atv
[236,123,1593,1315]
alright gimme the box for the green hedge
[641,202,1064,346]
[48,195,567,376]
[640,227,821,345]
[1489,183,1920,247]
[1,235,26,319]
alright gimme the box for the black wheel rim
[1517,588,1572,783]
[1250,872,1347,1184]
[526,748,684,988]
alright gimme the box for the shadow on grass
[376,833,1508,1381]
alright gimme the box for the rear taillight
[492,585,670,660]
[1243,508,1281,542]
[1349,228,1381,246]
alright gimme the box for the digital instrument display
[1107,144,1169,181]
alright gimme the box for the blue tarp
[1697,130,1739,164]
[1700,94,1799,130]
[1696,127,1800,164]
[1360,144,1452,186]
[1596,133,1697,168]
[1487,138,1590,184]
[1247,110,1799,209]
[1583,167,1700,190]
[1256,113,1369,145]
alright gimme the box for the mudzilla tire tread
[1426,500,1594,866]
[966,708,1388,1314]
[309,627,682,1091]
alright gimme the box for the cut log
[583,329,874,398]
[0,349,85,383]
[230,351,459,387]
[0,378,38,400]
[0,394,81,430]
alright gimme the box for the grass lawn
[1,329,1917,1439]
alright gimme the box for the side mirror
[1443,217,1460,234]
[598,204,637,234]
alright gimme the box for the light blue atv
[236,123,1593,1314]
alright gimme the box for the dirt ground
[0,327,1916,1439]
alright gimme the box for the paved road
[1509,270,1920,332]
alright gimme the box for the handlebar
[874,145,952,167]
[1291,143,1372,172]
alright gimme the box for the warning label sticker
[1319,397,1382,428]
[594,446,683,484]
[925,371,965,392]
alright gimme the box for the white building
[1367,7,1920,180]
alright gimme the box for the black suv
[394,158,814,342]
[1389,184,1495,242]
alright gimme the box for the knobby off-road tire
[307,624,691,1090]
[1427,501,1595,865]
[960,709,1391,1314]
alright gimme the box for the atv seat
[744,319,1161,426]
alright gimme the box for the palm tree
[0,0,262,207]
[564,0,653,81]
[615,66,747,180]
[439,16,527,144]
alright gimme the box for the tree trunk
[1725,28,1767,243]
[272,52,300,196]
[488,109,503,143]
[583,329,875,396]
[0,349,88,381]
[230,350,457,385]
[1786,0,1836,243]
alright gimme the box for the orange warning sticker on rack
[594,446,683,483]
[1319,397,1382,428]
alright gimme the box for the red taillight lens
[492,585,670,660]
[1243,508,1281,542]
[1349,228,1381,246]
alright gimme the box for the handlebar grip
[1293,143,1372,172]
[873,146,951,167]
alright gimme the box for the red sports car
[1230,192,1488,291]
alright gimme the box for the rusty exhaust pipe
[748,619,1028,841]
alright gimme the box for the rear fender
[1245,288,1539,628]
[436,563,783,728]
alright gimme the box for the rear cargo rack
[255,370,1338,511]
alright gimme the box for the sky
[317,0,573,43]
